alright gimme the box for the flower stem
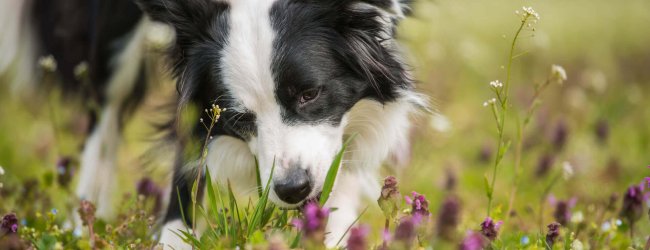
[487,15,530,218]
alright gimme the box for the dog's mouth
[278,192,322,210]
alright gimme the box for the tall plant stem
[486,16,528,217]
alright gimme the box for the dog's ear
[333,0,415,101]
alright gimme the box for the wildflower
[293,202,329,242]
[594,119,609,144]
[480,217,503,241]
[571,211,584,224]
[552,120,568,151]
[436,195,461,240]
[136,177,163,213]
[562,161,574,180]
[570,238,584,250]
[346,225,369,250]
[545,222,561,247]
[0,213,19,236]
[394,216,416,247]
[477,143,492,164]
[38,55,58,72]
[56,157,74,188]
[444,169,457,191]
[552,197,576,226]
[550,64,567,84]
[74,62,89,80]
[482,98,497,107]
[431,113,452,133]
[0,166,4,175]
[520,235,530,245]
[78,200,96,226]
[535,153,554,177]
[378,176,400,220]
[521,6,540,20]
[405,191,430,218]
[489,80,503,88]
[620,184,643,226]
[459,231,486,250]
[645,177,650,190]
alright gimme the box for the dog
[1,0,425,248]
[135,0,426,247]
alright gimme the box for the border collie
[1,0,426,248]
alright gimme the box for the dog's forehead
[219,0,280,115]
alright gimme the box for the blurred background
[1,0,649,248]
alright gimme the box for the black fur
[33,0,146,130]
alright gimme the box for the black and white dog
[1,0,425,248]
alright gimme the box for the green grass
[1,0,650,249]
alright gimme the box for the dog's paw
[158,220,193,250]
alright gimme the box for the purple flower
[545,222,561,247]
[436,195,461,240]
[459,231,486,250]
[0,213,19,235]
[645,177,650,190]
[136,178,163,213]
[620,184,643,225]
[378,176,400,220]
[394,216,416,247]
[550,197,576,226]
[478,143,493,163]
[78,200,96,226]
[293,202,329,241]
[480,217,503,241]
[55,157,74,188]
[594,119,609,144]
[405,191,430,218]
[535,153,555,178]
[551,120,568,151]
[346,225,369,250]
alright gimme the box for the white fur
[76,18,149,220]
[205,136,256,193]
[159,219,192,250]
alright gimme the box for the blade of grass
[254,157,262,198]
[320,134,356,206]
[247,158,276,237]
[335,206,369,246]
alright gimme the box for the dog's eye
[298,87,321,105]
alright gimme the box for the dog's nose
[274,168,312,204]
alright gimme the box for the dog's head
[138,0,414,207]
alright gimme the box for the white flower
[562,161,574,180]
[489,80,503,88]
[0,166,4,175]
[430,113,452,133]
[600,221,611,231]
[522,6,540,20]
[74,62,89,80]
[38,55,58,72]
[571,239,584,250]
[483,98,497,107]
[551,64,567,84]
[571,211,584,223]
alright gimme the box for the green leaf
[247,158,276,237]
[320,134,356,206]
[254,157,262,198]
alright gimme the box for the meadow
[1,0,650,249]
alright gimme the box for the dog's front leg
[323,171,363,248]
